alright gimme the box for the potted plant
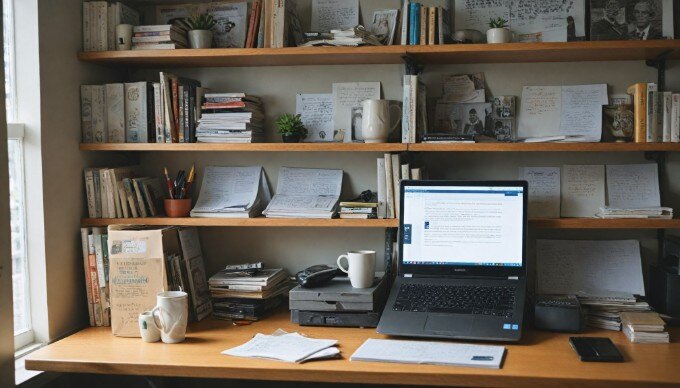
[486,17,512,44]
[276,114,307,143]
[186,13,216,49]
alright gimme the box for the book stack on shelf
[627,82,680,143]
[84,167,165,219]
[400,2,452,46]
[339,201,378,219]
[300,27,383,47]
[209,264,292,321]
[82,1,140,52]
[377,154,422,219]
[621,312,670,343]
[132,25,189,50]
[196,93,264,143]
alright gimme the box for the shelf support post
[402,54,423,76]
[646,50,671,92]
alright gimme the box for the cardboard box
[107,226,180,337]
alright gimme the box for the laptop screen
[401,184,525,268]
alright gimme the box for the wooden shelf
[78,40,680,68]
[79,143,408,152]
[81,217,400,228]
[81,142,680,152]
[82,217,680,229]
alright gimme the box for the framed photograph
[370,9,399,45]
[491,118,515,142]
[492,96,516,118]
[433,102,492,136]
[590,0,673,41]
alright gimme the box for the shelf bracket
[646,50,671,92]
[402,54,423,76]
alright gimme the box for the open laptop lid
[398,180,528,279]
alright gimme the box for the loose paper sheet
[332,82,381,142]
[536,239,645,296]
[606,164,660,209]
[519,167,560,218]
[264,167,343,217]
[441,73,486,103]
[222,332,338,363]
[311,0,359,32]
[296,94,334,142]
[561,165,605,217]
[192,166,267,212]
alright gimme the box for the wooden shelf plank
[81,217,400,228]
[530,218,680,229]
[78,41,680,68]
[80,142,680,152]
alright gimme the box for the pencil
[164,167,174,199]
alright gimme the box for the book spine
[401,163,411,180]
[409,76,418,143]
[672,94,680,142]
[80,228,95,326]
[384,153,394,219]
[377,158,387,219]
[107,3,115,51]
[93,169,102,218]
[132,179,148,217]
[257,0,266,48]
[226,284,265,291]
[97,1,107,51]
[93,228,106,287]
[146,83,155,143]
[264,0,273,48]
[83,2,91,51]
[663,91,672,142]
[124,82,148,143]
[189,83,197,143]
[84,169,97,218]
[627,83,646,143]
[87,234,103,326]
[183,85,190,143]
[105,84,125,143]
[118,182,130,218]
[411,167,422,180]
[402,75,410,143]
[81,85,93,143]
[153,82,164,143]
[409,3,419,45]
[655,90,663,142]
[646,83,657,142]
[246,0,258,48]
[91,85,107,143]
[428,7,436,45]
[105,169,116,218]
[400,0,409,45]
[437,6,444,45]
[90,2,98,52]
[122,178,139,217]
[101,233,110,326]
[109,170,122,218]
[419,4,426,45]
[391,154,401,219]
[172,78,180,142]
[99,169,109,218]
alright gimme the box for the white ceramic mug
[360,100,402,143]
[116,24,133,50]
[151,291,188,344]
[138,311,161,343]
[337,250,376,288]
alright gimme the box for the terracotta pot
[164,199,192,217]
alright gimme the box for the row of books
[82,1,140,52]
[84,166,164,219]
[81,73,205,144]
[377,154,422,220]
[400,1,451,46]
[132,25,189,50]
[628,82,680,143]
[80,227,110,326]
[196,93,264,143]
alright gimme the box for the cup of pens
[164,165,195,218]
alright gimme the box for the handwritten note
[455,0,509,36]
[518,86,561,138]
[192,166,265,212]
[311,0,359,32]
[606,164,660,209]
[519,167,560,218]
[296,94,334,142]
[536,239,645,296]
[560,165,605,217]
[332,82,381,142]
[559,84,606,140]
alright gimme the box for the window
[4,0,33,350]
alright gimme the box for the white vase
[486,28,512,44]
[188,30,213,49]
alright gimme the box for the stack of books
[300,27,382,47]
[196,93,264,143]
[579,293,652,331]
[209,266,291,321]
[84,167,165,219]
[421,133,476,143]
[596,207,674,219]
[82,1,140,52]
[338,201,378,219]
[132,25,188,50]
[621,312,669,343]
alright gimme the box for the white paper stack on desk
[223,330,339,363]
[263,167,342,219]
[621,312,670,343]
[190,166,271,218]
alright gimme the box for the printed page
[536,239,645,296]
[266,195,338,212]
[560,165,605,217]
[192,166,263,212]
[296,94,334,142]
[606,164,660,209]
[311,0,359,32]
[332,82,381,142]
[559,84,605,141]
[276,167,342,196]
[519,167,560,218]
[222,332,337,363]
[518,86,562,138]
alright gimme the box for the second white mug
[151,291,188,344]
[337,250,376,288]
[360,100,402,143]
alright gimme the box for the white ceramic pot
[188,30,213,49]
[486,28,512,44]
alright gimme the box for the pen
[183,164,196,199]
[164,167,174,199]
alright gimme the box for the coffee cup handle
[389,103,402,133]
[151,306,164,331]
[337,255,350,274]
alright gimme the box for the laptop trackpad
[424,314,474,335]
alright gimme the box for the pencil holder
[164,199,192,218]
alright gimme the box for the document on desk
[222,332,339,363]
[350,339,505,369]
[536,239,645,296]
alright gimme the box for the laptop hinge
[404,274,413,278]
[508,276,519,280]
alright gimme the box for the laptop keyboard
[393,284,516,318]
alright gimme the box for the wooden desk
[26,310,679,387]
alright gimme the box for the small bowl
[164,199,192,217]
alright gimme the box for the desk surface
[26,310,679,387]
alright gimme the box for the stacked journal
[338,201,378,219]
[580,293,652,331]
[263,167,342,219]
[621,312,670,343]
[191,166,270,218]
[196,93,264,143]
[209,267,291,321]
[132,25,189,50]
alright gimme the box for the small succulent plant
[276,113,308,137]
[488,17,509,29]
[186,13,217,30]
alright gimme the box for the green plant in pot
[486,17,511,44]
[276,114,308,143]
[186,13,216,49]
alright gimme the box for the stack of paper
[222,330,339,363]
[579,292,651,331]
[196,94,264,143]
[300,26,383,47]
[263,167,342,219]
[597,164,673,219]
[596,207,673,219]
[621,312,669,343]
[190,166,270,218]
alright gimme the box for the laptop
[377,180,528,342]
